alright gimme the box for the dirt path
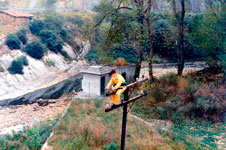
[140,61,208,78]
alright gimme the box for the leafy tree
[29,20,45,36]
[92,1,145,77]
[112,45,137,63]
[25,41,45,59]
[192,1,226,82]
[8,59,24,74]
[93,0,156,81]
[6,34,21,50]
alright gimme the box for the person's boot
[112,104,119,108]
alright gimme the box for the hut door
[100,76,105,95]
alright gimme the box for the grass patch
[48,98,186,150]
[45,60,55,66]
[0,118,58,150]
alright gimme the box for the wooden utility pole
[105,78,148,150]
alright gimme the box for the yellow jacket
[106,73,126,90]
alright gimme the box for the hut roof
[0,10,34,18]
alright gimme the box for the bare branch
[92,12,114,30]
[92,6,131,31]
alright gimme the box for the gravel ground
[0,95,72,134]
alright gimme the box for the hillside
[0,0,207,12]
[0,47,86,101]
[0,11,91,102]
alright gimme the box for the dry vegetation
[113,57,129,66]
[48,98,185,150]
[131,69,226,149]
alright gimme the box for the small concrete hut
[81,65,136,97]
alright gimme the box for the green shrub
[17,33,27,45]
[107,142,119,150]
[59,50,71,60]
[85,49,99,63]
[29,20,45,35]
[8,59,24,74]
[134,73,226,123]
[39,29,63,53]
[18,28,29,35]
[0,119,57,150]
[45,60,55,66]
[18,56,29,66]
[16,29,28,45]
[43,12,63,32]
[59,29,67,39]
[152,55,164,64]
[39,30,57,43]
[25,41,44,59]
[46,39,63,53]
[94,99,102,108]
[6,34,21,50]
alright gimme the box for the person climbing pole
[105,69,127,107]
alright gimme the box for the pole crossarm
[105,78,148,96]
[105,93,147,112]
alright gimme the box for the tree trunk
[173,0,185,76]
[133,51,143,80]
[143,0,154,82]
[145,17,154,82]
[177,23,185,75]
[133,9,145,80]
